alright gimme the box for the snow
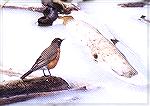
[0,0,149,105]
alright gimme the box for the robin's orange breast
[47,48,60,70]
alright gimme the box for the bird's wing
[30,46,58,71]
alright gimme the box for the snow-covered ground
[0,0,149,105]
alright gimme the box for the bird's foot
[43,70,51,77]
[44,75,51,77]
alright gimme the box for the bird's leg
[43,70,47,76]
[48,70,51,76]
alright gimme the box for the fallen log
[0,76,70,98]
[0,76,70,105]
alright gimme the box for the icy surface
[0,0,149,105]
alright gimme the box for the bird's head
[52,38,64,46]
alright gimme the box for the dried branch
[0,4,44,13]
[118,1,148,7]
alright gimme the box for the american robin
[20,38,64,79]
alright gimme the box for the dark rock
[43,6,58,20]
[38,6,58,26]
[38,16,53,26]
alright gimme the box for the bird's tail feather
[20,70,34,79]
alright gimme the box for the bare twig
[118,1,150,7]
[0,4,44,13]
